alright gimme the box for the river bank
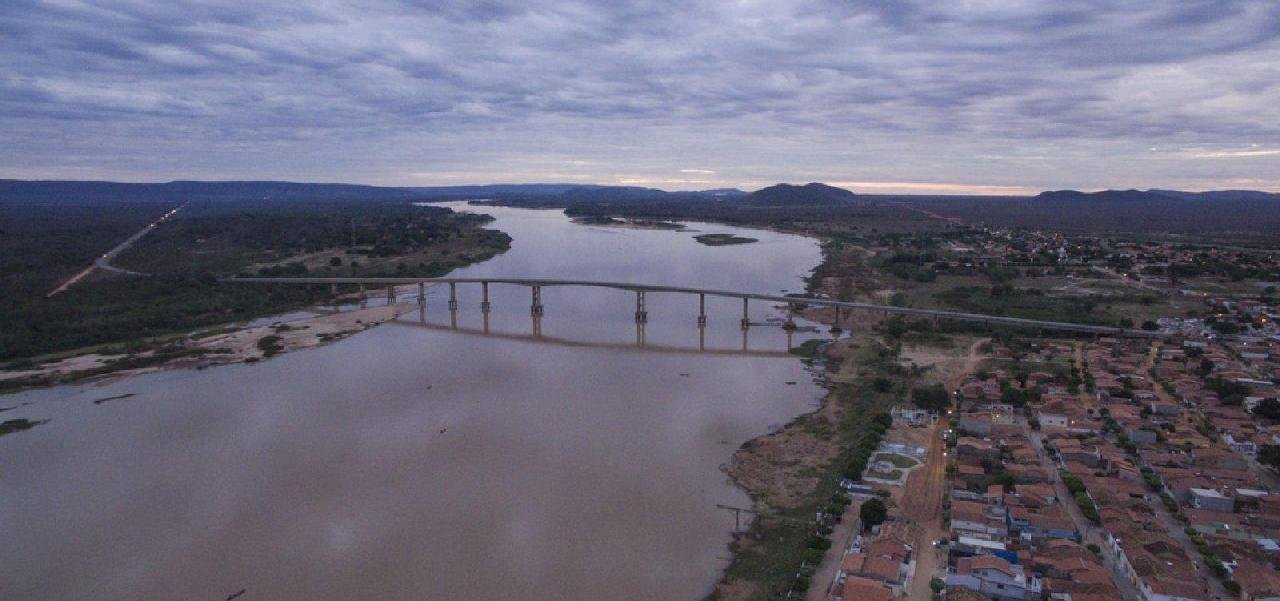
[0,297,419,393]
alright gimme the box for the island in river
[695,233,759,246]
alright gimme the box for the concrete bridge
[225,276,1169,339]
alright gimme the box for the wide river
[1,203,828,600]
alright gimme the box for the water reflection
[398,316,801,357]
[0,203,828,601]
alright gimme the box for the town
[806,225,1280,601]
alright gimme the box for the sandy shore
[0,302,419,390]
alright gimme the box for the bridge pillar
[830,306,843,334]
[480,281,491,313]
[635,291,647,323]
[636,320,646,346]
[783,303,797,330]
[417,282,426,306]
[448,282,458,311]
[386,286,395,305]
[359,283,367,308]
[531,285,543,316]
[697,293,707,327]
[740,297,750,330]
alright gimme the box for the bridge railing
[223,276,1170,339]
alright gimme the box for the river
[0,202,828,600]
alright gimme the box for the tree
[1258,445,1280,471]
[1254,398,1280,422]
[860,498,888,531]
[930,577,945,598]
[911,384,950,412]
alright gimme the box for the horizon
[4,177,1279,198]
[2,2,1278,193]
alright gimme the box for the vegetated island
[0,418,48,437]
[570,215,686,230]
[694,233,758,246]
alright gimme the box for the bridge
[225,276,1169,339]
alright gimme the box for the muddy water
[0,203,827,600]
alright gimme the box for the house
[1189,488,1234,513]
[1232,559,1280,601]
[839,552,903,586]
[892,406,934,426]
[1012,483,1057,507]
[957,437,1000,460]
[835,575,893,601]
[946,555,1041,600]
[1128,428,1159,446]
[1038,411,1069,430]
[958,414,994,436]
[951,500,1008,539]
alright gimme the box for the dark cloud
[0,0,1277,191]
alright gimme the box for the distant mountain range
[1036,188,1280,203]
[1,179,1277,206]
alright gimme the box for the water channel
[1,202,830,600]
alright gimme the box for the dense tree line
[0,199,509,362]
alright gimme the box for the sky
[2,0,1279,194]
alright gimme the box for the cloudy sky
[2,1,1278,194]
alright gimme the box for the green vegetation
[0,199,510,363]
[0,418,48,436]
[1074,491,1100,524]
[257,335,284,357]
[722,357,898,600]
[788,338,827,359]
[911,383,950,412]
[1258,445,1280,471]
[693,233,758,246]
[859,497,888,530]
[934,285,1121,326]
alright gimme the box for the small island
[694,233,758,246]
[571,216,686,230]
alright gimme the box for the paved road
[47,204,182,297]
[229,276,1171,338]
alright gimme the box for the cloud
[0,0,1277,191]
[1189,148,1280,159]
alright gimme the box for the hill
[740,182,859,205]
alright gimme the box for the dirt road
[901,338,986,599]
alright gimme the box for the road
[46,204,182,297]
[230,276,1172,338]
[807,501,864,601]
[1027,428,1142,601]
[903,338,988,600]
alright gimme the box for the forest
[0,197,509,362]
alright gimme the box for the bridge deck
[224,276,1168,338]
